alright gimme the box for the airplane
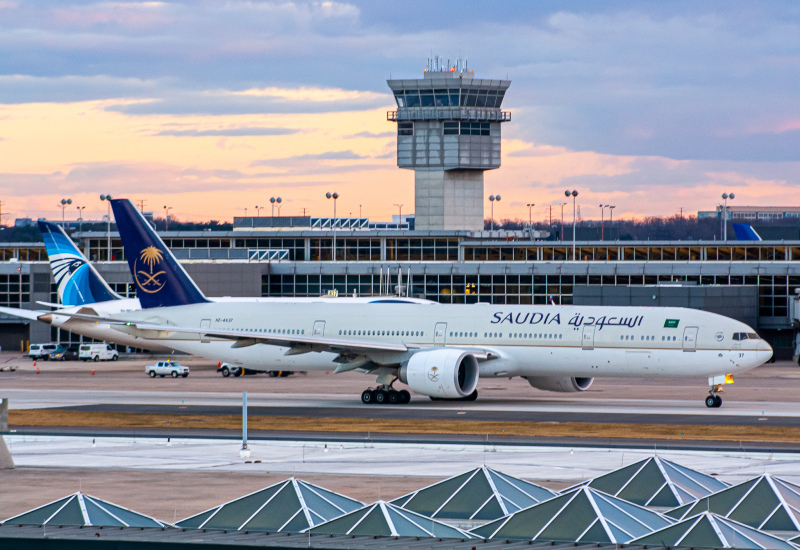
[46,198,773,408]
[0,221,430,364]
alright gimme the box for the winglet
[110,199,208,308]
[38,221,120,305]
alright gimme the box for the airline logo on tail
[39,221,119,306]
[135,246,167,294]
[110,198,208,308]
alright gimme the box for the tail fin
[110,199,208,308]
[732,223,762,241]
[38,221,121,306]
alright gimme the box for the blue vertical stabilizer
[39,221,120,306]
[110,199,208,308]
[732,223,762,241]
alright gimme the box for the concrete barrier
[0,398,13,469]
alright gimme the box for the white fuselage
[110,302,772,379]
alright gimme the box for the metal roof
[667,475,800,533]
[632,512,798,550]
[176,478,362,532]
[307,501,471,539]
[391,466,557,521]
[1,492,169,528]
[470,486,673,543]
[567,456,730,508]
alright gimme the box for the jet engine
[526,376,594,393]
[399,349,479,399]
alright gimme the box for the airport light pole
[76,206,85,234]
[526,203,535,240]
[560,202,567,241]
[599,204,606,241]
[565,190,578,260]
[59,198,72,226]
[270,197,281,217]
[254,205,263,218]
[394,203,403,227]
[163,205,173,230]
[326,192,338,261]
[100,195,113,260]
[721,192,735,241]
[489,195,501,230]
[608,205,616,240]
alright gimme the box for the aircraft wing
[35,310,410,354]
[0,306,50,322]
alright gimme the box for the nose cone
[757,340,773,365]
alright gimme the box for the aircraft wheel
[714,395,722,407]
[374,389,387,404]
[388,391,400,405]
[398,390,411,404]
[361,389,375,404]
[705,395,717,408]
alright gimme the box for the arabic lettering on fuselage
[491,311,644,330]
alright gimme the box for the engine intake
[527,376,594,393]
[399,349,479,399]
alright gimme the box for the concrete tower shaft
[387,63,510,231]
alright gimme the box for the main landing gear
[361,386,411,405]
[705,385,723,408]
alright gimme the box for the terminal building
[1,61,799,359]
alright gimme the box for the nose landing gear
[705,385,723,408]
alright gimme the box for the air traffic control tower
[387,59,510,231]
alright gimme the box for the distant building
[698,206,800,220]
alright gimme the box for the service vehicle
[79,343,119,362]
[28,343,58,360]
[217,363,294,378]
[146,360,189,378]
[46,345,80,361]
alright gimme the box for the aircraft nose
[757,340,773,364]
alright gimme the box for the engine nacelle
[527,376,594,393]
[399,349,479,399]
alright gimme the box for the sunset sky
[1,1,798,224]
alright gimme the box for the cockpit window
[733,332,761,341]
[747,332,760,340]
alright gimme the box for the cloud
[154,127,299,137]
[345,131,395,139]
[251,150,369,167]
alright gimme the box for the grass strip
[8,409,799,443]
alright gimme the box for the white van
[29,343,58,359]
[79,343,119,362]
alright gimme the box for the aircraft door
[582,325,595,350]
[683,326,698,351]
[434,323,447,346]
[200,319,211,343]
[313,321,325,336]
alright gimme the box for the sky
[0,1,799,224]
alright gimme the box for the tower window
[398,122,413,136]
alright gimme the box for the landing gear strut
[361,385,410,405]
[705,385,723,408]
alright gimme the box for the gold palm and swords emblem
[136,246,166,293]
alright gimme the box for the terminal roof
[391,466,557,521]
[1,491,169,528]
[566,456,729,508]
[176,478,362,532]
[632,512,797,550]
